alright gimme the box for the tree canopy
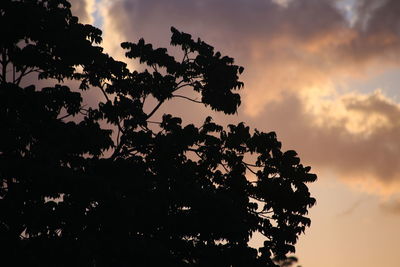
[0,0,316,266]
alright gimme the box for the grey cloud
[344,92,400,123]
[337,0,400,64]
[102,0,400,63]
[105,0,345,53]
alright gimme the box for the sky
[70,0,400,266]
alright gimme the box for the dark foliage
[0,1,316,266]
[273,255,301,267]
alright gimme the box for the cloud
[381,197,400,215]
[93,0,400,195]
[252,90,400,195]
[97,0,400,111]
[69,0,95,24]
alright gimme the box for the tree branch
[173,81,196,92]
[244,163,258,175]
[146,100,164,120]
[14,66,28,86]
[98,83,110,102]
[57,113,73,120]
[172,94,202,103]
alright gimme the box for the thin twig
[172,94,202,103]
[173,82,195,92]
[98,83,110,102]
[147,120,162,124]
[15,66,28,85]
[244,164,258,175]
[146,100,164,120]
[57,113,72,120]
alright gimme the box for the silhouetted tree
[0,0,316,266]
